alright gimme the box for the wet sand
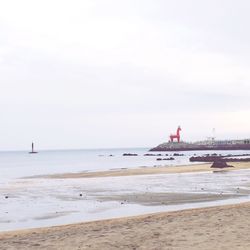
[98,192,241,206]
[0,202,250,250]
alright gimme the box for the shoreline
[1,202,250,249]
[29,162,250,179]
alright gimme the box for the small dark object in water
[5,196,8,199]
[211,160,234,169]
[79,194,83,197]
[156,158,162,161]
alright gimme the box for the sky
[0,0,250,150]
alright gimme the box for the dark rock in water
[162,157,175,161]
[79,193,83,197]
[211,160,234,169]
[144,153,156,156]
[123,153,138,156]
[5,196,8,199]
[157,157,175,161]
[144,153,163,156]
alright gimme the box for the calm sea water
[0,148,250,179]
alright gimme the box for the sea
[1,148,250,180]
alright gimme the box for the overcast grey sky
[1,0,250,150]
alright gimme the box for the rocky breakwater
[150,140,250,152]
[150,141,199,152]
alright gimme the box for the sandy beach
[0,162,250,249]
[0,202,250,250]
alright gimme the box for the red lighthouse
[170,126,181,143]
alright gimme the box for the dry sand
[0,202,250,250]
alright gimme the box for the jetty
[150,127,250,151]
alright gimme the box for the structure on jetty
[150,127,250,151]
[170,126,181,143]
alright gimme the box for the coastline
[1,202,250,249]
[1,162,250,249]
[33,162,250,179]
